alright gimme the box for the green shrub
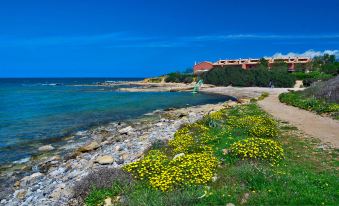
[291,71,333,86]
[165,72,194,83]
[279,91,339,117]
[201,66,296,88]
[258,92,269,100]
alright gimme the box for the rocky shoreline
[1,101,231,206]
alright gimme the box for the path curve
[258,95,339,148]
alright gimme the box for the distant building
[193,57,311,74]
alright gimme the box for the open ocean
[0,78,231,165]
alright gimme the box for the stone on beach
[118,126,134,135]
[78,141,100,152]
[95,155,114,165]
[38,145,55,152]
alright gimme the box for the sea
[0,78,232,165]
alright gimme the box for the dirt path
[258,94,339,148]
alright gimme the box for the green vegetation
[80,104,338,205]
[258,92,269,100]
[201,67,296,88]
[279,91,339,120]
[165,72,194,83]
[145,77,163,83]
[292,71,334,86]
[199,54,338,88]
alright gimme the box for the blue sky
[0,0,339,77]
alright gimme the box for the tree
[259,58,269,68]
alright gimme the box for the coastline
[1,99,233,206]
[0,82,301,205]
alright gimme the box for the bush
[279,91,339,119]
[291,71,334,86]
[258,92,269,100]
[165,72,194,83]
[230,137,284,164]
[201,66,296,88]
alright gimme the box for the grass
[83,104,338,206]
[279,91,339,120]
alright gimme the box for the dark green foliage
[320,62,339,75]
[165,72,194,83]
[259,58,269,67]
[201,66,296,87]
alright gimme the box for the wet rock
[95,155,114,165]
[118,126,134,135]
[78,141,100,152]
[38,145,55,152]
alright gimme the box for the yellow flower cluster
[229,115,278,138]
[230,137,284,164]
[208,110,225,120]
[123,150,218,191]
[149,152,218,191]
[169,123,217,153]
[123,150,168,180]
[169,133,194,153]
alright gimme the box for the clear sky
[0,0,339,77]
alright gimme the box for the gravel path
[258,94,339,148]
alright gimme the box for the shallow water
[0,78,231,164]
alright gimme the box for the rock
[50,167,66,176]
[38,155,62,173]
[222,149,229,155]
[226,203,235,206]
[21,172,43,186]
[120,153,129,161]
[78,141,100,152]
[224,101,237,108]
[38,145,55,152]
[240,192,250,204]
[14,180,20,187]
[173,153,185,160]
[212,174,218,182]
[104,197,112,206]
[238,98,251,104]
[95,155,114,165]
[118,126,134,135]
[16,190,26,199]
[155,122,163,127]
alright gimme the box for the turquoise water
[0,78,231,164]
